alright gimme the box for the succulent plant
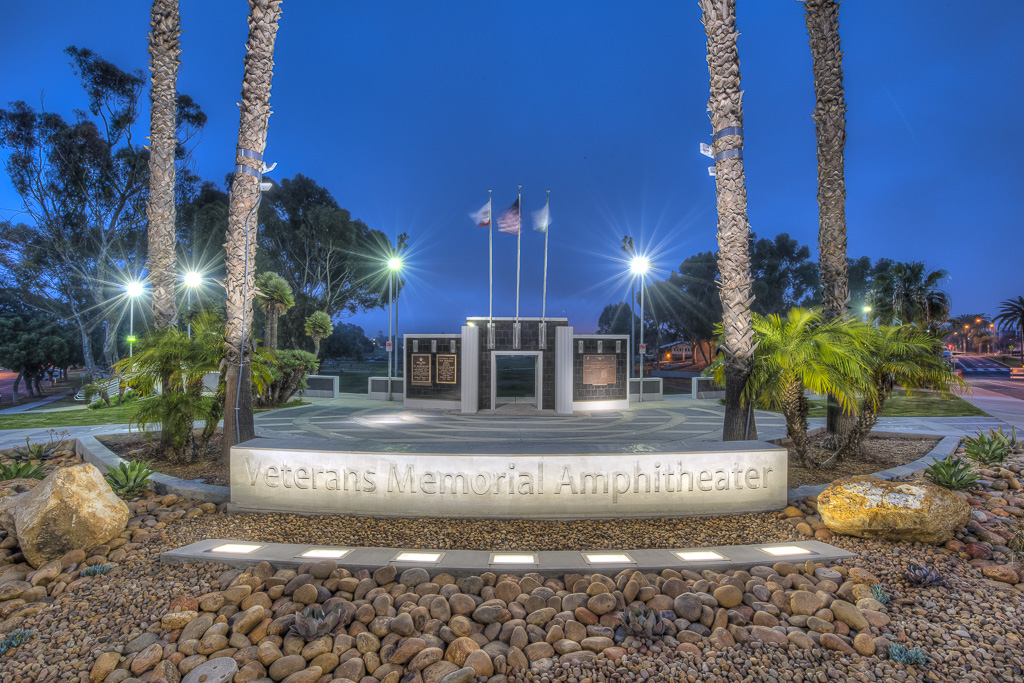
[888,642,927,666]
[80,564,113,577]
[0,460,46,481]
[0,628,34,654]
[904,563,945,587]
[104,460,156,499]
[924,455,979,491]
[871,584,890,604]
[11,430,68,462]
[962,435,1009,466]
[614,604,668,643]
[289,604,351,642]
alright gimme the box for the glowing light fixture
[126,335,137,344]
[759,545,813,557]
[388,257,402,271]
[125,281,144,298]
[184,272,203,288]
[675,550,726,562]
[583,553,633,564]
[629,255,650,276]
[490,554,538,565]
[209,543,262,554]
[394,551,442,563]
[298,548,351,559]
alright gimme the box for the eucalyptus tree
[223,0,284,459]
[699,0,756,440]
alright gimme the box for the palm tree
[994,296,1024,356]
[254,272,294,353]
[869,261,951,334]
[305,311,333,357]
[146,0,181,329]
[947,313,990,353]
[726,309,868,468]
[223,0,284,460]
[805,0,850,446]
[700,0,756,441]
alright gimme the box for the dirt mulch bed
[98,432,229,486]
[98,431,942,491]
[786,435,941,487]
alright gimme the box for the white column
[461,325,479,413]
[555,325,574,415]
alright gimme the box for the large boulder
[817,475,970,545]
[0,464,129,567]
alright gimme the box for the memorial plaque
[410,354,432,386]
[583,354,616,386]
[436,354,457,384]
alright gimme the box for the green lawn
[805,390,987,418]
[991,354,1023,368]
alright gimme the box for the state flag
[470,201,491,227]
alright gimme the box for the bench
[1011,368,1024,381]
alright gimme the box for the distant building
[659,341,692,362]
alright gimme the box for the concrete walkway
[1,391,1020,452]
[0,392,70,415]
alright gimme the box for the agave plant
[888,642,927,666]
[962,430,1010,466]
[289,604,351,642]
[924,455,979,491]
[904,563,945,587]
[104,460,156,499]
[614,605,668,643]
[0,460,47,481]
[11,430,69,462]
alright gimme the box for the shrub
[87,399,106,410]
[105,460,155,499]
[924,455,979,491]
[0,461,46,481]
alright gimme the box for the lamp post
[387,256,402,401]
[630,255,651,400]
[125,281,144,357]
[183,272,202,338]
[862,306,871,324]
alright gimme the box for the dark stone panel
[475,320,568,411]
[404,337,461,401]
[572,337,627,401]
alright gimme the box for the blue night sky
[2,1,1022,337]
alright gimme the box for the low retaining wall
[75,436,229,504]
[229,438,789,519]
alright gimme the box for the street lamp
[630,255,651,400]
[183,272,202,338]
[387,256,402,401]
[125,281,144,357]
[862,306,871,323]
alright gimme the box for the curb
[76,435,230,504]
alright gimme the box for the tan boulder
[817,476,970,545]
[1,465,129,567]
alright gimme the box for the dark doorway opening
[495,355,537,406]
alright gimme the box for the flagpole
[488,189,493,324]
[542,190,550,322]
[515,184,522,322]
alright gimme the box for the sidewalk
[0,392,70,415]
[960,383,1024,433]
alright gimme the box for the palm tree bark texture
[146,0,181,330]
[700,0,755,441]
[806,0,850,443]
[223,0,283,460]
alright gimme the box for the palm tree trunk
[700,0,755,441]
[312,337,321,358]
[806,0,851,447]
[146,0,181,330]
[266,308,278,353]
[223,0,283,461]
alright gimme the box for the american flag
[497,197,521,235]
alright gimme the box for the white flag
[532,203,550,233]
[470,201,491,227]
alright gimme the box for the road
[954,354,1012,377]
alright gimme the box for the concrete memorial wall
[230,439,788,519]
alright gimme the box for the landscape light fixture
[209,543,262,554]
[583,552,634,564]
[675,550,726,562]
[759,545,813,557]
[298,548,351,559]
[394,551,442,563]
[490,554,538,565]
